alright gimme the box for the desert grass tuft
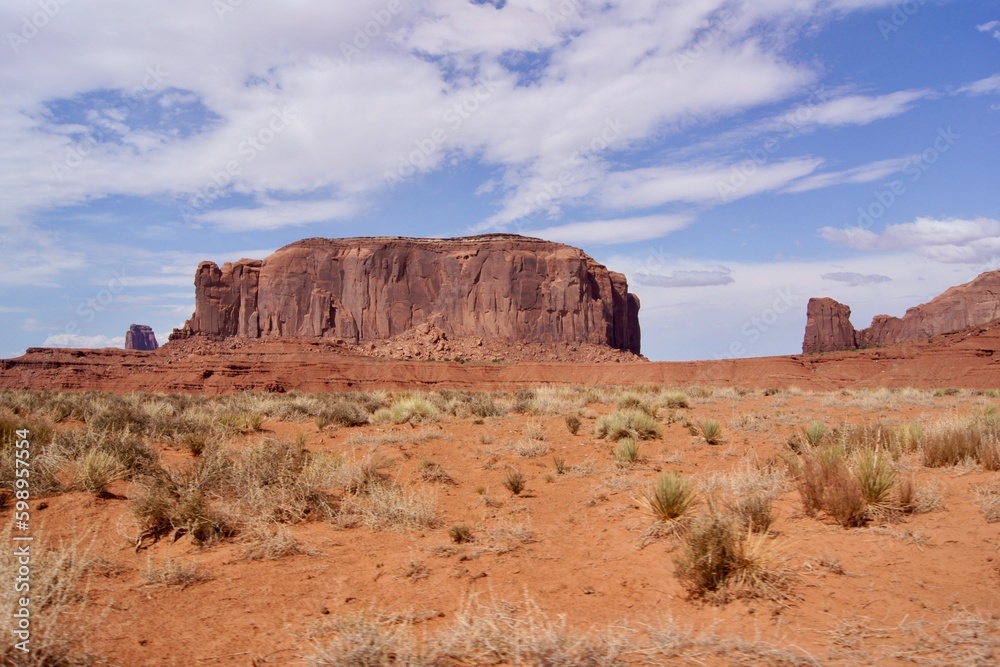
[697,419,723,445]
[594,409,662,441]
[639,472,695,525]
[613,437,640,466]
[674,510,789,603]
[142,555,211,588]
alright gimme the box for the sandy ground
[10,387,1000,666]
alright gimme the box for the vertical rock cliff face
[802,270,1000,353]
[125,324,159,351]
[174,235,641,354]
[802,298,856,353]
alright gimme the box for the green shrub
[803,421,826,447]
[640,472,695,523]
[661,391,690,409]
[595,409,662,441]
[613,437,640,466]
[697,419,723,445]
[854,450,896,511]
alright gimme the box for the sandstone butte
[169,235,642,354]
[803,269,1000,354]
[125,324,159,351]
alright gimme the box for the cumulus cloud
[821,272,892,286]
[0,0,913,235]
[634,267,735,288]
[531,215,693,246]
[819,217,1000,263]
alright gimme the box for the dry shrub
[613,437,640,466]
[674,511,788,603]
[977,438,1000,471]
[729,493,776,534]
[0,524,100,666]
[897,476,945,514]
[434,596,629,667]
[141,556,210,588]
[69,448,126,495]
[316,401,370,429]
[798,448,867,527]
[418,459,456,485]
[240,522,314,560]
[922,421,982,467]
[337,483,438,532]
[594,409,662,441]
[975,481,1000,523]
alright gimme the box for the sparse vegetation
[697,419,723,445]
[595,409,662,441]
[448,524,474,543]
[613,437,640,466]
[564,414,581,435]
[502,468,526,496]
[674,510,788,602]
[639,472,695,524]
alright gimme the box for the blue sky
[1,0,997,362]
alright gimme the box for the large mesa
[171,235,641,354]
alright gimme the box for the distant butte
[803,270,1000,353]
[125,324,158,351]
[170,234,642,355]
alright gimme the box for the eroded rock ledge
[172,234,641,354]
[803,270,1000,353]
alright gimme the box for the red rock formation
[803,270,1000,353]
[125,324,158,351]
[802,298,856,353]
[172,235,641,354]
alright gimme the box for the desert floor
[2,385,999,666]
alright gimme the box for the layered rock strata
[803,270,1000,353]
[125,324,158,351]
[172,235,641,354]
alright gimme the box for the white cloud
[821,272,892,286]
[194,198,362,231]
[635,268,735,288]
[42,334,126,349]
[780,89,929,128]
[598,158,822,208]
[958,74,1000,96]
[820,217,1000,264]
[603,250,980,360]
[531,215,693,245]
[977,20,1000,42]
[783,156,912,193]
